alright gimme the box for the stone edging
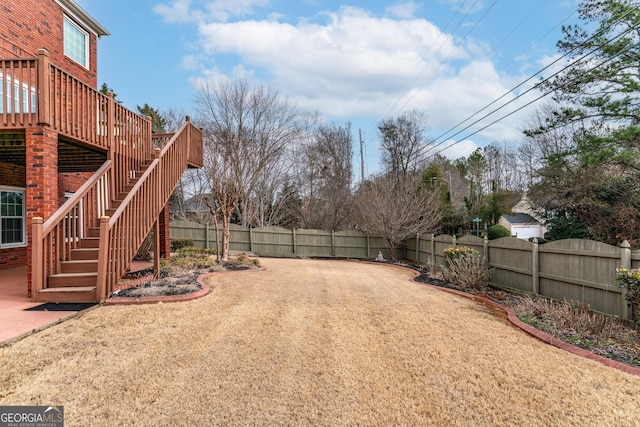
[103,267,264,306]
[410,273,640,377]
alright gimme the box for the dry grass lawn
[2,258,640,426]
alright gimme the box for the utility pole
[359,129,365,185]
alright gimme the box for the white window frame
[64,192,84,242]
[0,73,36,114]
[63,15,89,69]
[0,186,26,249]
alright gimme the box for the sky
[75,0,581,177]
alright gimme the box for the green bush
[169,248,217,269]
[487,224,511,240]
[616,267,640,322]
[170,238,194,252]
[177,246,216,256]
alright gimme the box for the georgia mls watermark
[0,406,63,427]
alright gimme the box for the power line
[361,0,492,140]
[424,40,636,161]
[429,4,639,147]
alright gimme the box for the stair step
[70,248,99,260]
[80,238,100,249]
[38,286,97,303]
[60,260,98,274]
[48,273,97,288]
[87,227,100,238]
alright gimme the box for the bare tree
[356,173,442,260]
[378,109,430,178]
[195,78,302,260]
[298,121,354,230]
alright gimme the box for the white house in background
[499,213,546,240]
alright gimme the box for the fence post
[532,238,539,295]
[331,230,336,257]
[452,234,456,247]
[430,234,436,267]
[205,223,209,249]
[249,227,254,254]
[292,229,296,256]
[621,240,631,320]
[366,234,370,258]
[483,236,489,266]
[416,233,420,263]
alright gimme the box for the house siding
[0,0,99,87]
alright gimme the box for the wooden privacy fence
[170,220,640,320]
[405,234,638,321]
[170,221,392,259]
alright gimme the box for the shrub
[487,224,511,240]
[178,246,217,256]
[171,238,194,252]
[226,252,261,267]
[616,267,640,321]
[443,246,477,264]
[441,246,491,290]
[170,246,217,269]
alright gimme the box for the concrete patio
[0,261,153,344]
[0,266,82,344]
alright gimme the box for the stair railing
[96,118,202,300]
[31,160,112,301]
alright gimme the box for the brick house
[0,0,203,302]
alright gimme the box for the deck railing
[0,49,196,168]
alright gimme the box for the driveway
[1,258,639,426]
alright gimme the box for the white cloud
[438,139,479,160]
[154,0,195,23]
[385,1,420,19]
[154,0,270,23]
[170,4,544,147]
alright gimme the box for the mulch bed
[411,266,640,369]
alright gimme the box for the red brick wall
[58,172,91,204]
[0,247,27,270]
[0,162,26,187]
[25,127,59,292]
[0,0,100,87]
[0,162,27,270]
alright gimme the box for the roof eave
[56,0,110,37]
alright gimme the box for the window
[64,192,84,241]
[64,16,88,68]
[0,73,36,114]
[0,187,26,248]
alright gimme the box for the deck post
[95,216,110,301]
[36,49,50,126]
[153,218,161,279]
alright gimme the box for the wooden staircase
[37,162,153,303]
[33,130,201,303]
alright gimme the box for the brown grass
[2,259,640,426]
